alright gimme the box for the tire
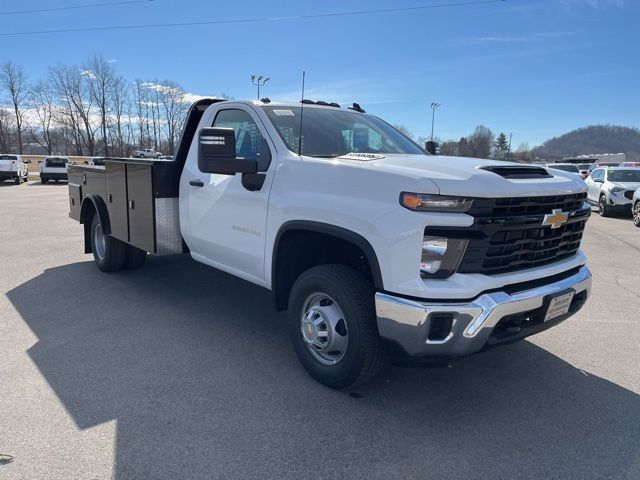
[41,178,48,184]
[14,175,21,185]
[90,214,127,272]
[124,244,147,269]
[287,264,384,389]
[598,195,610,217]
[633,202,640,228]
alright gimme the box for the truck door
[181,105,276,283]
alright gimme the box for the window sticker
[272,109,295,116]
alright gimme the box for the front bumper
[375,265,591,358]
[607,191,633,207]
[0,170,19,178]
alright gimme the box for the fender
[272,220,384,292]
[80,194,111,253]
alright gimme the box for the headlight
[610,187,624,194]
[400,193,473,212]
[420,236,469,279]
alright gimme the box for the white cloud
[79,69,96,80]
[561,0,625,8]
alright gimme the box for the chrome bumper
[375,265,592,357]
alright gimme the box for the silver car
[585,167,640,217]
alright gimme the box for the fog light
[420,236,468,279]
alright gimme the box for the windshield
[92,158,105,166]
[578,164,591,170]
[608,170,640,183]
[550,164,579,173]
[262,106,424,157]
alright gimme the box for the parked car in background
[0,154,29,184]
[633,188,640,227]
[619,161,640,168]
[586,162,620,178]
[40,156,70,184]
[132,148,162,159]
[577,163,593,179]
[585,167,640,216]
[89,157,105,166]
[545,163,584,181]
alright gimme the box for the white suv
[0,154,29,184]
[586,167,640,216]
[40,156,70,184]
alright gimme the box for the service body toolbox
[68,158,184,255]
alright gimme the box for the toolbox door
[127,163,155,253]
[105,162,129,242]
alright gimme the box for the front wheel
[14,176,21,185]
[598,195,610,217]
[288,264,384,389]
[41,177,48,184]
[90,214,127,272]
[633,202,640,227]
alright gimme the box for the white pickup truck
[40,156,70,183]
[67,98,592,388]
[0,154,29,184]
[132,148,162,159]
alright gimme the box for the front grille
[427,193,590,276]
[469,193,587,217]
[624,190,634,200]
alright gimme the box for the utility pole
[508,132,513,159]
[251,75,271,100]
[430,102,441,141]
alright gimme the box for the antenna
[297,70,306,156]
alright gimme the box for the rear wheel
[288,264,384,389]
[14,175,21,185]
[598,195,610,217]
[41,177,48,184]
[90,214,127,272]
[633,202,640,227]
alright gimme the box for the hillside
[533,125,640,160]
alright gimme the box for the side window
[591,169,602,181]
[212,109,271,171]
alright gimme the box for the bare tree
[84,55,116,156]
[467,126,495,159]
[0,108,13,152]
[0,62,30,154]
[30,80,57,154]
[110,75,129,156]
[49,64,96,155]
[157,80,187,154]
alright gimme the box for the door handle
[189,179,204,187]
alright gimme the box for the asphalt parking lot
[1,182,639,480]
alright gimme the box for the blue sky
[1,0,638,147]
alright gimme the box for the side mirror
[425,141,439,155]
[198,127,257,175]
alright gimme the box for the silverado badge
[542,209,569,229]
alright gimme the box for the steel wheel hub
[300,293,348,365]
[94,223,106,261]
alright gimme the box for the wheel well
[272,225,382,311]
[80,196,110,254]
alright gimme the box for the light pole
[251,75,271,100]
[430,102,441,141]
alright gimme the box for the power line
[0,0,506,36]
[0,0,154,16]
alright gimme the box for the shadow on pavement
[7,255,640,479]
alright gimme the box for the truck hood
[364,154,587,198]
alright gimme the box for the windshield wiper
[307,153,344,158]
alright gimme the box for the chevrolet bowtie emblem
[542,209,569,229]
